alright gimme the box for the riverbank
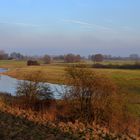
[0,93,139,140]
[0,60,140,117]
[0,93,71,140]
[1,60,140,86]
[3,64,140,94]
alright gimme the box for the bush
[43,55,52,64]
[27,60,40,66]
[64,54,81,63]
[16,71,54,111]
[62,66,127,130]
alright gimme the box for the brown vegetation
[0,50,8,60]
[64,54,81,63]
[15,71,54,112]
[0,93,139,139]
[27,60,40,66]
[60,66,140,135]
[91,54,104,63]
[0,66,140,139]
[43,54,52,64]
[92,62,140,69]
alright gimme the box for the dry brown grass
[0,94,140,140]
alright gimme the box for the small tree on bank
[16,71,54,110]
[64,66,125,127]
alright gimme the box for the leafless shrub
[63,66,128,131]
[16,71,54,111]
[43,54,52,64]
[64,54,81,63]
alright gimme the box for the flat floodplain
[0,60,140,117]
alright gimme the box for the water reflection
[0,68,65,99]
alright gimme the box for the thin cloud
[62,19,111,30]
[63,19,92,26]
[13,22,40,27]
[0,21,40,27]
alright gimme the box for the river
[0,68,65,99]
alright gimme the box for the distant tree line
[0,50,9,60]
[92,63,140,69]
[0,50,140,63]
[0,50,26,60]
[88,53,140,62]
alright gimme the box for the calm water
[0,68,65,99]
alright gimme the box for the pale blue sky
[0,0,140,56]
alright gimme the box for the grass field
[2,60,140,93]
[0,60,140,93]
[0,60,26,69]
[0,60,140,117]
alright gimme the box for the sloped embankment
[0,94,139,140]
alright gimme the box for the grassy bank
[3,62,140,95]
[0,60,140,117]
[1,60,140,97]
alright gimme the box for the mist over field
[0,0,140,56]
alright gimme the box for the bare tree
[64,54,81,63]
[0,50,8,60]
[16,71,54,110]
[129,54,139,61]
[43,54,52,64]
[10,52,24,60]
[91,54,104,63]
[64,66,124,125]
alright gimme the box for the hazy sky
[0,0,140,56]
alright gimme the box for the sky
[0,0,140,56]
